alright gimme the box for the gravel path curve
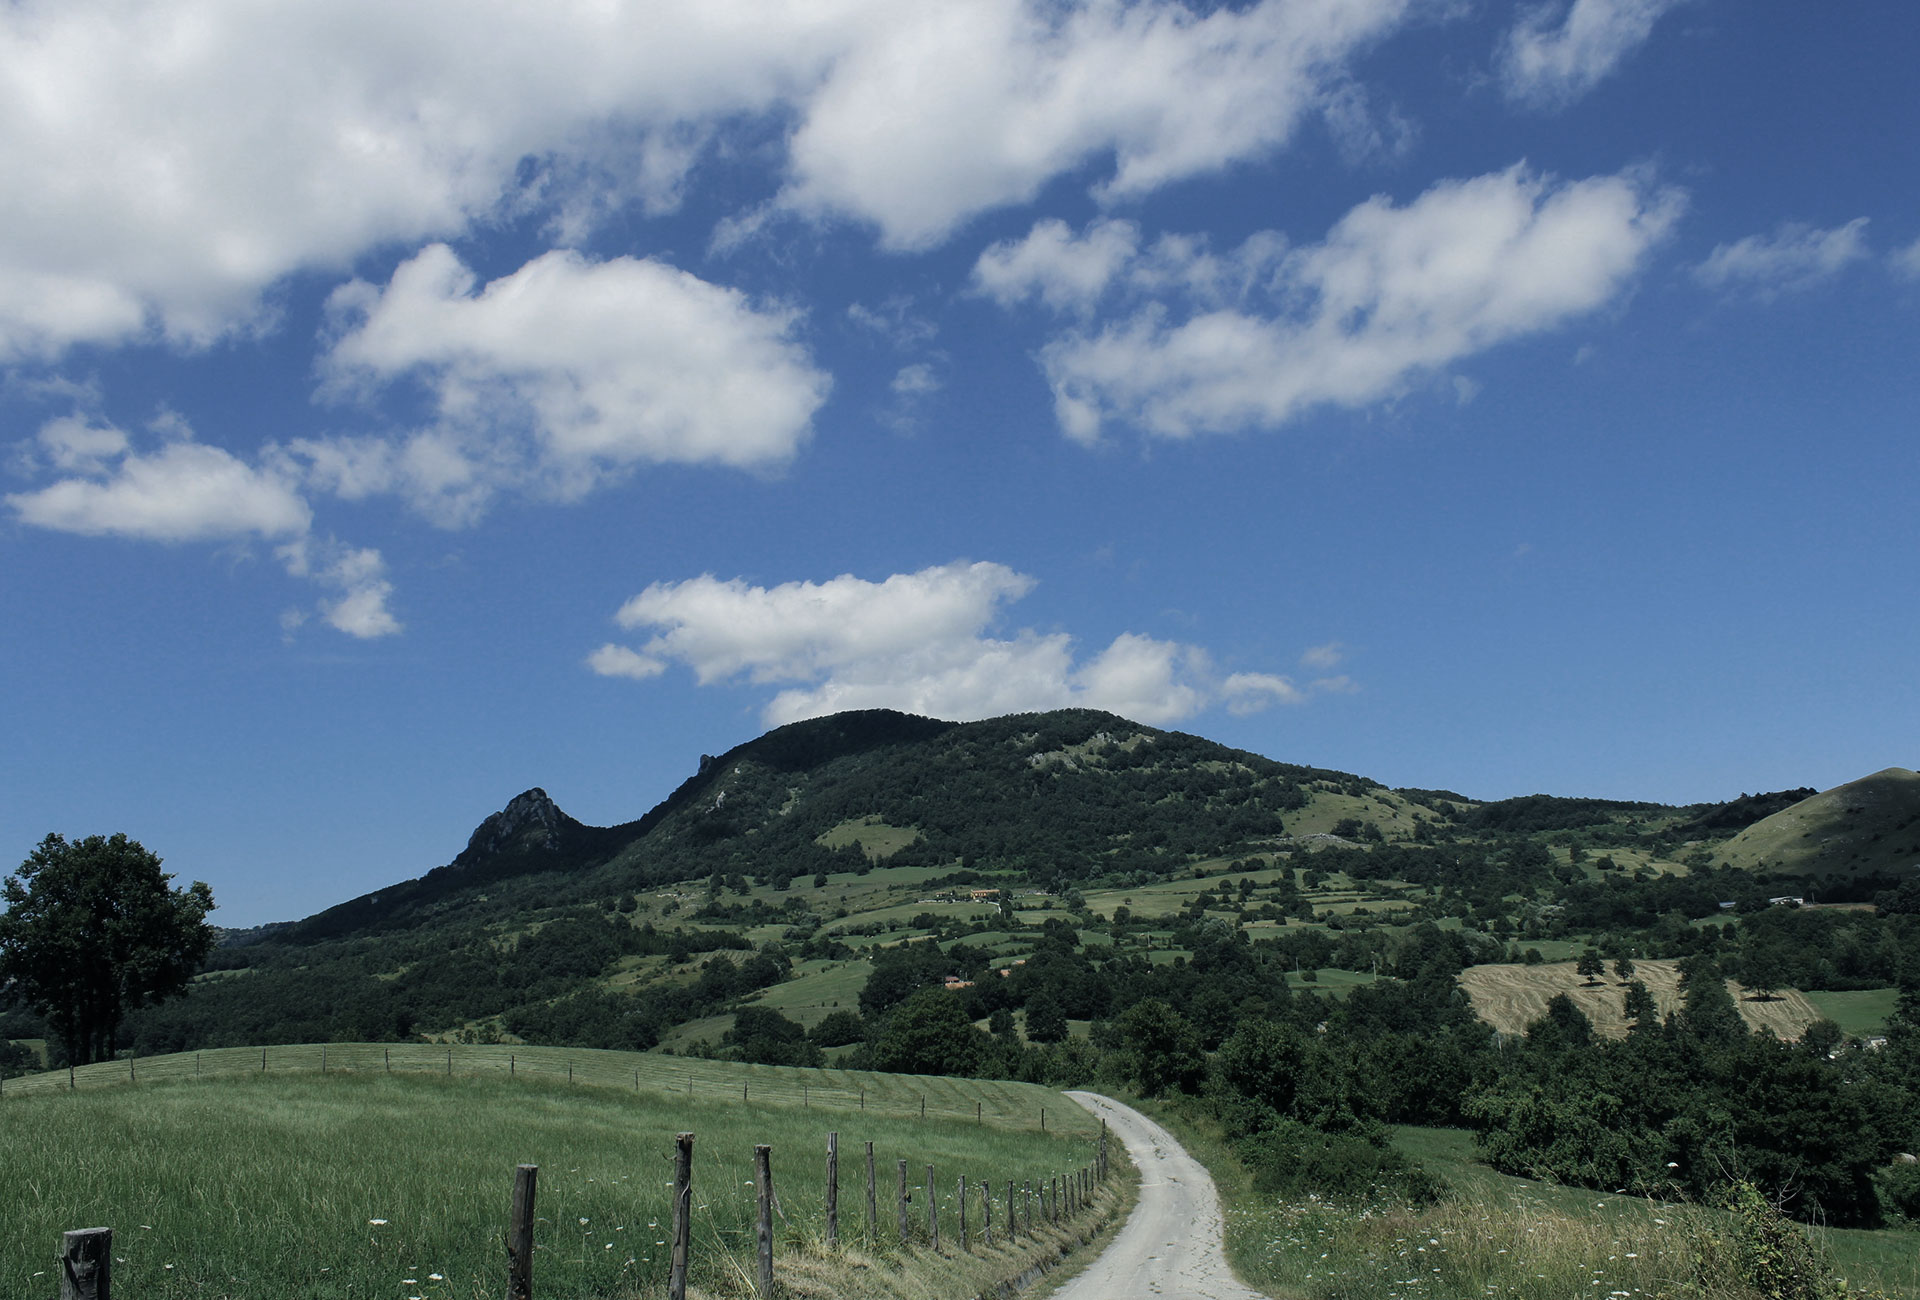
[1051,1091,1270,1300]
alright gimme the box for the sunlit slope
[1714,767,1920,879]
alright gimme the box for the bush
[1236,1119,1444,1206]
[1876,1160,1920,1224]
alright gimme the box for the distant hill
[1713,768,1920,884]
[284,708,1422,942]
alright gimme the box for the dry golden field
[1458,958,1822,1039]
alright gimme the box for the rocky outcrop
[452,788,580,868]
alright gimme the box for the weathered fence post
[958,1175,968,1252]
[446,1048,452,1076]
[926,1164,938,1250]
[983,1178,993,1247]
[865,1142,877,1243]
[59,1227,111,1300]
[1006,1179,1016,1239]
[896,1159,911,1244]
[825,1132,839,1248]
[1040,1106,1045,1131]
[384,1047,390,1072]
[1099,1119,1107,1180]
[670,1133,694,1300]
[754,1145,775,1298]
[507,1165,537,1300]
[1024,1180,1033,1234]
[920,1096,925,1119]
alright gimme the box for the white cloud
[891,364,942,398]
[1895,237,1920,280]
[0,0,1436,358]
[1692,219,1871,298]
[1499,0,1684,109]
[1300,641,1344,670]
[301,244,830,525]
[973,218,1144,313]
[7,430,310,542]
[1221,672,1305,714]
[586,644,667,681]
[1023,164,1682,441]
[8,411,398,636]
[278,537,402,639]
[780,0,1416,249]
[592,560,1325,727]
[0,0,853,359]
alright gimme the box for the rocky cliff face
[455,788,576,866]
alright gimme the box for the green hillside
[1715,767,1920,882]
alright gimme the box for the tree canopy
[0,833,215,1065]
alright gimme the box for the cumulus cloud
[278,536,402,639]
[1692,219,1871,298]
[973,218,1145,314]
[8,431,310,542]
[1499,0,1684,109]
[778,0,1416,248]
[297,244,830,525]
[1008,164,1681,442]
[0,0,1435,358]
[8,412,397,636]
[591,560,1324,726]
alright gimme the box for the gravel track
[1051,1091,1268,1300]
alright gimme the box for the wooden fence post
[754,1145,774,1299]
[926,1164,938,1250]
[982,1178,993,1248]
[59,1227,111,1300]
[507,1165,537,1300]
[1006,1179,1016,1239]
[1040,1106,1045,1131]
[825,1132,839,1248]
[958,1175,968,1252]
[896,1159,910,1244]
[670,1133,694,1300]
[1024,1181,1033,1234]
[384,1047,389,1072]
[864,1142,877,1244]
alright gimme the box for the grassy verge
[1,1061,1116,1299]
[1132,1105,1920,1300]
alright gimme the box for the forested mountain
[8,707,1920,1224]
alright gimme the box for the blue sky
[3,0,1916,924]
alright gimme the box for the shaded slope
[1714,767,1920,881]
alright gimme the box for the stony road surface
[1051,1091,1270,1300]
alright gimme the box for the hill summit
[1714,767,1920,881]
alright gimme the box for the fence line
[3,1042,1091,1134]
[52,1122,1117,1300]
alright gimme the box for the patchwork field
[1458,959,1823,1039]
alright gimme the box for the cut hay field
[1458,959,1822,1039]
[2,1047,1111,1300]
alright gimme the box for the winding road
[1053,1091,1270,1300]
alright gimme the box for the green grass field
[1805,987,1900,1037]
[2,1048,1110,1300]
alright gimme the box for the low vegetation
[1,1053,1114,1300]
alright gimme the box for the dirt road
[1053,1091,1268,1300]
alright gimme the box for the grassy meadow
[3,1047,1112,1300]
[1144,1107,1920,1300]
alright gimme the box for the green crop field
[1805,987,1901,1038]
[2,1047,1109,1300]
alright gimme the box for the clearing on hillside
[1458,959,1822,1040]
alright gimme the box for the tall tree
[0,834,214,1065]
